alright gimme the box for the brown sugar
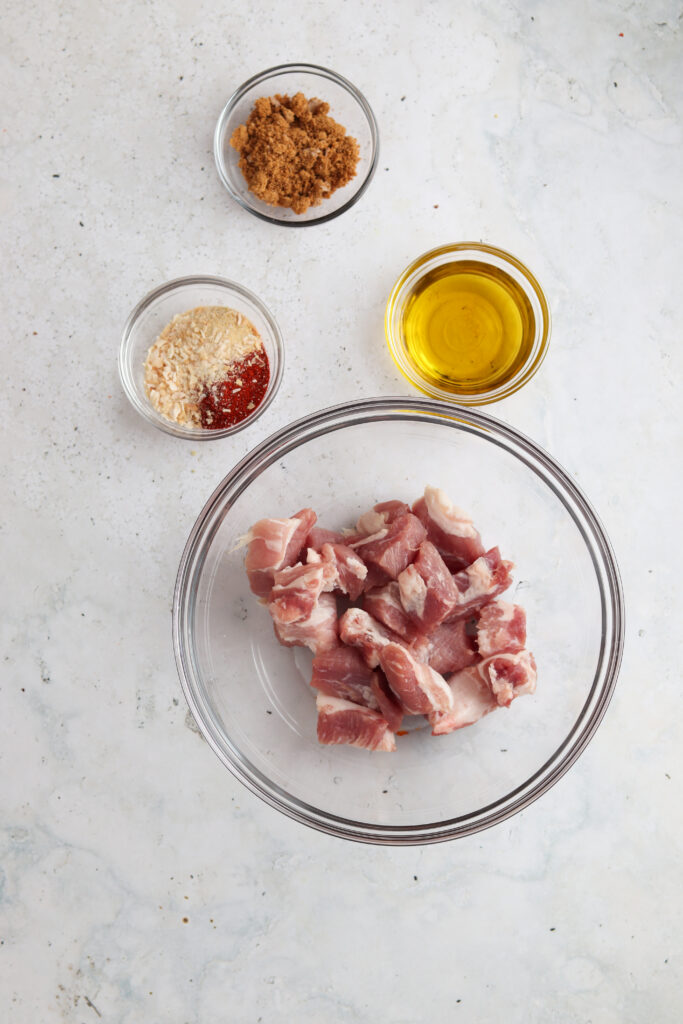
[230,92,360,215]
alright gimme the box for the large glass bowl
[173,398,624,844]
[214,63,379,226]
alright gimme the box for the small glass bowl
[385,243,551,405]
[118,275,284,440]
[214,63,379,226]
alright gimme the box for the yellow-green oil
[402,261,535,395]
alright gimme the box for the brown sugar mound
[230,92,360,215]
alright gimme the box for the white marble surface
[2,0,681,1020]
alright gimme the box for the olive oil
[402,261,536,395]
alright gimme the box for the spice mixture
[198,348,270,429]
[144,305,270,429]
[230,92,360,214]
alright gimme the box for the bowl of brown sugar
[214,63,379,226]
[118,276,284,440]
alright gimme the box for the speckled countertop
[2,1,682,1021]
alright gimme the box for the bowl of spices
[214,63,379,226]
[119,276,284,439]
[385,243,551,405]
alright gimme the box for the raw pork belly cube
[363,581,421,642]
[310,646,380,709]
[420,618,480,676]
[316,694,396,751]
[244,508,317,597]
[349,512,426,580]
[269,561,326,624]
[475,598,528,655]
[361,564,392,593]
[476,600,526,657]
[318,542,368,601]
[370,671,406,732]
[306,525,346,550]
[271,592,338,654]
[408,633,433,664]
[480,649,537,707]
[447,547,514,620]
[379,642,454,716]
[412,486,485,572]
[397,540,459,631]
[353,499,410,538]
[307,543,366,599]
[338,607,404,669]
[428,666,498,735]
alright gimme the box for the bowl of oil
[385,243,551,405]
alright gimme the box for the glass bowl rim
[213,61,380,227]
[173,396,625,844]
[118,273,285,441]
[385,242,552,405]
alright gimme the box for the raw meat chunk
[363,581,421,642]
[319,542,368,601]
[354,499,410,537]
[339,607,404,668]
[428,666,498,735]
[408,633,433,664]
[476,600,526,657]
[269,562,326,624]
[304,547,339,596]
[412,486,485,571]
[310,647,380,709]
[244,508,317,597]
[316,694,396,752]
[480,649,537,707]
[447,547,514,620]
[370,671,406,732]
[397,540,459,630]
[379,642,454,716]
[361,564,392,593]
[243,486,536,753]
[349,512,427,579]
[271,593,338,654]
[419,618,480,676]
[307,525,346,549]
[396,565,428,620]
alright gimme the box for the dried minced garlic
[144,306,265,427]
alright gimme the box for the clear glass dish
[118,275,284,440]
[385,243,551,405]
[173,398,624,844]
[214,63,379,226]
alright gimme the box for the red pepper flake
[198,349,270,429]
